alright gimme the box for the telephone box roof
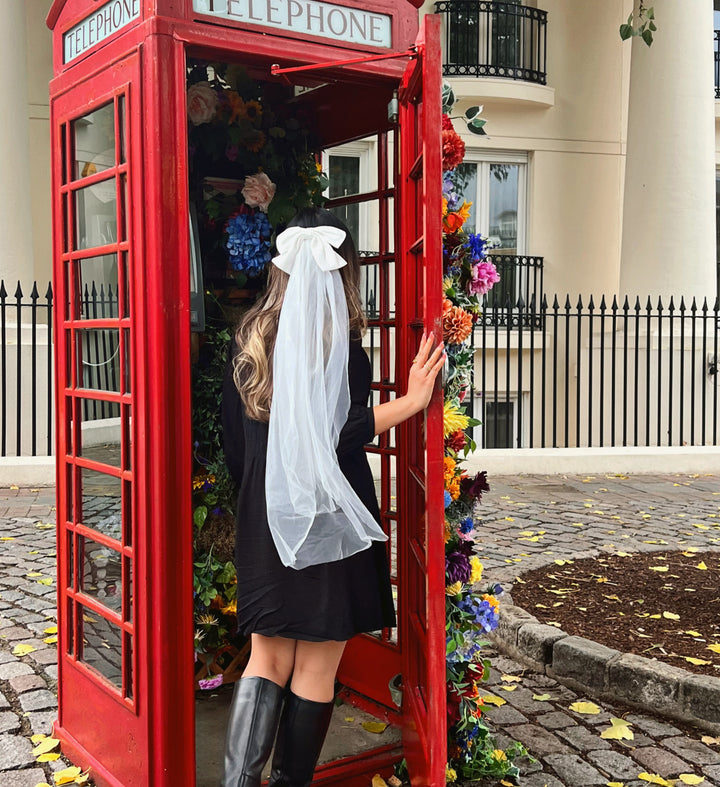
[47,0,424,30]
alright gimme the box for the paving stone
[0,627,34,642]
[535,711,577,731]
[8,674,45,694]
[522,773,565,787]
[25,711,57,737]
[27,648,57,666]
[548,637,619,694]
[504,688,557,716]
[18,689,56,712]
[503,724,569,756]
[632,746,690,777]
[681,674,720,725]
[557,725,611,751]
[624,714,683,738]
[607,654,686,715]
[543,753,607,785]
[0,661,33,680]
[0,712,20,734]
[586,749,642,781]
[482,704,528,725]
[662,736,720,766]
[0,734,35,769]
[44,665,58,681]
[0,768,49,787]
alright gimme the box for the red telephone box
[47,2,444,785]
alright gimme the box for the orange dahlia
[443,305,473,345]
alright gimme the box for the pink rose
[242,172,276,212]
[187,82,217,126]
[469,260,500,296]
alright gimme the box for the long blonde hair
[233,208,367,422]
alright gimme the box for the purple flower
[446,551,472,584]
[464,233,488,262]
[198,674,224,690]
[442,177,461,212]
[460,471,490,501]
[458,516,474,534]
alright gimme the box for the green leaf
[193,505,208,529]
[465,105,481,120]
[646,6,655,19]
[642,28,653,46]
[649,20,657,31]
[619,23,634,40]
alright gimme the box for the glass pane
[122,329,131,395]
[121,252,130,319]
[80,536,122,613]
[75,256,119,320]
[75,179,117,250]
[124,633,133,699]
[488,164,519,253]
[485,401,515,449]
[67,531,75,590]
[452,163,478,235]
[122,405,132,472]
[80,608,122,689]
[78,406,121,470]
[123,480,132,548]
[73,102,115,180]
[360,262,379,319]
[118,96,126,165]
[328,155,361,198]
[80,468,122,541]
[76,328,121,394]
[66,599,74,657]
[124,556,134,624]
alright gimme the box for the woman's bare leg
[289,639,347,702]
[243,633,297,688]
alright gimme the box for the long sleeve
[221,349,246,485]
[336,340,375,457]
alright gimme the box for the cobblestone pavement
[475,472,720,787]
[1,477,720,786]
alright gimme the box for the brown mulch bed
[511,549,720,677]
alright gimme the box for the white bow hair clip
[271,225,348,274]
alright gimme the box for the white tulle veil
[265,224,388,570]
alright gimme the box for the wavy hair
[233,207,367,422]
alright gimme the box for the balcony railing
[435,1,548,85]
[715,30,720,98]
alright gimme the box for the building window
[480,397,519,449]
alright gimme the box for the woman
[221,207,445,787]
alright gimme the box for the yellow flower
[444,400,470,437]
[444,520,454,543]
[442,197,448,217]
[220,599,237,616]
[228,92,247,123]
[492,749,507,762]
[457,201,472,222]
[445,765,458,783]
[448,477,461,500]
[482,593,500,610]
[244,99,263,119]
[443,276,454,295]
[469,556,483,585]
[445,581,462,596]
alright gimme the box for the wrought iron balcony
[435,1,548,85]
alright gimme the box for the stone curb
[490,604,720,734]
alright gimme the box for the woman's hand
[373,331,446,436]
[406,332,446,413]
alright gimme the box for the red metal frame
[47,3,443,785]
[397,15,446,787]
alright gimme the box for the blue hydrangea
[444,490,452,509]
[458,595,500,633]
[226,211,272,276]
[464,232,488,262]
[459,516,474,534]
[446,631,484,664]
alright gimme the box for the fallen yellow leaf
[53,767,82,785]
[13,644,36,657]
[32,737,60,756]
[43,626,58,635]
[678,775,705,785]
[663,611,680,620]
[686,631,703,637]
[600,717,634,741]
[684,657,712,666]
[31,734,47,744]
[649,566,669,572]
[371,775,388,787]
[481,695,507,707]
[607,783,626,787]
[532,693,553,702]
[26,572,42,578]
[500,685,518,692]
[638,774,674,786]
[37,752,61,762]
[569,701,601,715]
[344,716,355,722]
[361,722,388,734]
[707,645,720,654]
[701,735,720,745]
[696,562,709,571]
[38,578,53,586]
[501,674,522,683]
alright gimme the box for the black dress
[221,337,397,642]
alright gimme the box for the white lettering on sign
[193,0,392,49]
[64,0,141,63]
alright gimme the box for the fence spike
[632,296,640,312]
[690,296,697,313]
[714,295,720,311]
[645,296,653,312]
[91,281,98,297]
[542,294,549,310]
[679,296,686,312]
[563,294,571,310]
[30,282,39,301]
[668,295,675,312]
[657,295,664,311]
[576,294,583,309]
[516,295,526,310]
[599,294,607,310]
[0,281,6,300]
[14,282,23,300]
[45,282,53,304]
[702,298,708,313]
[613,294,620,310]
[588,294,595,310]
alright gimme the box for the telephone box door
[397,14,446,787]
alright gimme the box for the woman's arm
[373,333,445,435]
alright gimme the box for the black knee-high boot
[267,691,334,787]
[221,676,285,787]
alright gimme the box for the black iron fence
[0,281,53,457]
[468,294,720,449]
[715,30,720,99]
[435,0,548,85]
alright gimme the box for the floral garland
[440,105,525,782]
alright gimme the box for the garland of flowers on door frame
[439,91,528,783]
